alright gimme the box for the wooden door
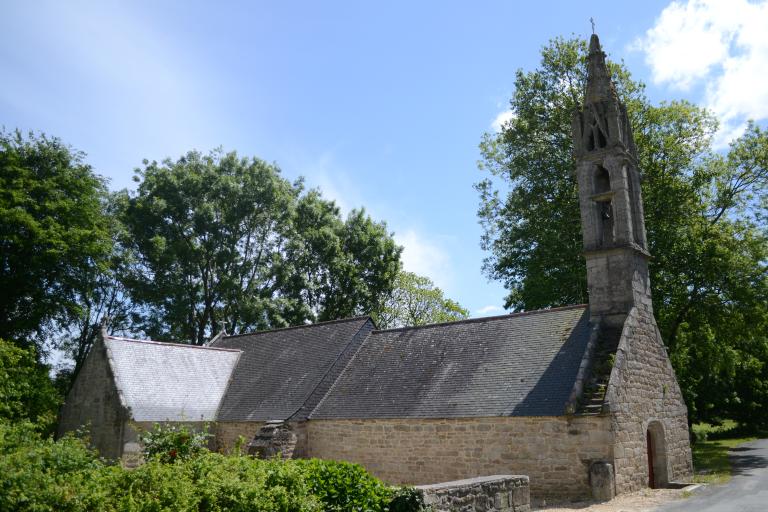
[647,430,655,488]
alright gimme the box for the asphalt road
[655,438,768,512]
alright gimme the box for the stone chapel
[58,34,693,501]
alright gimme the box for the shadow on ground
[730,444,768,477]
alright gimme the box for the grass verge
[691,421,757,485]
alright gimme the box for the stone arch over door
[646,420,669,488]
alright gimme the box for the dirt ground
[533,488,689,512]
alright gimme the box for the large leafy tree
[374,271,469,329]
[122,149,401,344]
[0,130,111,350]
[56,191,139,379]
[477,37,768,425]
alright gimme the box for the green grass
[691,421,757,485]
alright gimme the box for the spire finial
[590,17,595,35]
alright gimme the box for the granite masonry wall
[416,475,530,512]
[606,306,693,492]
[57,339,127,460]
[215,421,265,453]
[306,416,613,500]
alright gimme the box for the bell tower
[572,34,652,325]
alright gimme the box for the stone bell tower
[572,34,652,326]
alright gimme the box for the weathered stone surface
[305,416,612,500]
[605,307,693,493]
[248,420,298,459]
[589,461,615,501]
[416,475,530,512]
[215,421,265,453]
[57,338,127,460]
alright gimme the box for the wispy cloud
[474,305,505,316]
[491,110,515,132]
[633,0,768,145]
[394,229,453,292]
[290,151,457,294]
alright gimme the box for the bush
[0,418,422,512]
[0,339,60,434]
[0,421,105,512]
[387,487,427,512]
[294,458,393,512]
[138,422,212,463]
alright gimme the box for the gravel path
[534,488,688,512]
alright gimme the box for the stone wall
[307,416,613,500]
[215,421,265,453]
[57,339,127,460]
[416,475,530,512]
[606,306,693,493]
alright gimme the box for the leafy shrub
[388,487,427,512]
[138,422,212,463]
[0,421,105,512]
[0,339,60,434]
[0,421,404,512]
[294,458,392,512]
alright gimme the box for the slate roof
[211,316,373,421]
[104,336,241,422]
[311,305,591,419]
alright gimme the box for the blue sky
[3,0,767,318]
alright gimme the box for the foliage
[0,339,60,433]
[0,421,106,512]
[121,149,401,344]
[387,487,427,512]
[374,271,469,329]
[0,129,111,349]
[294,458,393,512]
[138,422,212,464]
[1,420,416,512]
[56,191,139,383]
[477,36,768,426]
[691,422,757,485]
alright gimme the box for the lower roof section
[105,336,241,422]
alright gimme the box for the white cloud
[635,0,768,144]
[474,305,505,316]
[491,110,515,132]
[394,229,453,292]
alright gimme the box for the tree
[477,37,768,426]
[56,191,139,381]
[0,130,111,350]
[374,271,469,329]
[122,149,401,344]
[0,338,60,433]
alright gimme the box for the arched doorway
[646,421,669,488]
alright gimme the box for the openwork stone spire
[572,34,650,321]
[573,34,636,159]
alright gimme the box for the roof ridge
[221,315,371,339]
[105,336,242,353]
[371,304,588,334]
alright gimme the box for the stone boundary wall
[416,475,530,512]
[307,416,613,500]
[606,307,692,493]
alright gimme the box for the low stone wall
[307,416,613,500]
[416,475,530,512]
